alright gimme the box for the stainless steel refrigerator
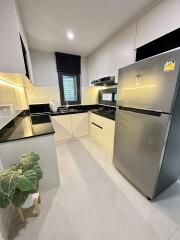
[113,49,180,199]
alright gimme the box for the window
[58,73,81,105]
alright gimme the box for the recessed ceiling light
[67,31,74,40]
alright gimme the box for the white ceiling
[17,0,158,56]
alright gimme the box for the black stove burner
[96,107,115,114]
[92,107,116,120]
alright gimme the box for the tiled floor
[10,137,180,240]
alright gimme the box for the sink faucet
[65,101,69,109]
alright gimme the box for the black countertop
[50,104,116,120]
[0,112,55,143]
[0,104,116,143]
[51,109,88,116]
[91,110,115,121]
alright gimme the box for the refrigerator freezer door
[117,50,180,113]
[113,109,170,198]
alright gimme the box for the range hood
[91,76,116,86]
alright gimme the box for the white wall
[31,50,59,87]
[26,50,98,106]
[136,0,180,48]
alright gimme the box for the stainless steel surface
[155,78,180,198]
[114,49,180,199]
[57,108,78,114]
[91,76,116,86]
[117,50,180,113]
[114,109,170,198]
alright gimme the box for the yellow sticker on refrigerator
[164,60,175,72]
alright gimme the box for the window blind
[55,52,81,74]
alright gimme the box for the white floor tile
[169,228,180,240]
[9,137,180,240]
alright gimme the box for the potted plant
[0,152,43,209]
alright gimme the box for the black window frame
[58,72,81,106]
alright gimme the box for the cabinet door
[103,42,116,78]
[102,117,115,153]
[90,122,102,143]
[51,115,72,141]
[115,24,136,83]
[0,0,25,74]
[88,55,95,85]
[72,113,89,138]
[94,50,105,80]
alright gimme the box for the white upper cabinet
[0,0,33,81]
[136,0,180,48]
[102,41,116,78]
[87,55,95,85]
[114,24,136,82]
[94,43,116,80]
[94,49,106,80]
[87,24,136,84]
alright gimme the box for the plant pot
[21,194,33,209]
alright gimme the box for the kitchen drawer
[90,122,102,143]
[90,113,103,127]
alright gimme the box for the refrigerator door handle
[118,106,169,117]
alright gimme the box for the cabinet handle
[91,122,103,129]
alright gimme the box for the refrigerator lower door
[113,109,170,199]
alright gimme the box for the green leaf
[0,170,21,196]
[0,192,10,208]
[18,160,35,173]
[20,152,40,163]
[17,170,38,192]
[29,182,39,194]
[32,164,43,180]
[12,189,29,207]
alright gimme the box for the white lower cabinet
[102,117,115,153]
[91,122,103,143]
[51,113,89,142]
[71,113,89,138]
[51,115,72,142]
[51,112,115,152]
[90,113,115,153]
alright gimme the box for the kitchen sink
[58,108,79,114]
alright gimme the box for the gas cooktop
[92,107,116,120]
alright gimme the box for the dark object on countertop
[29,104,51,115]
